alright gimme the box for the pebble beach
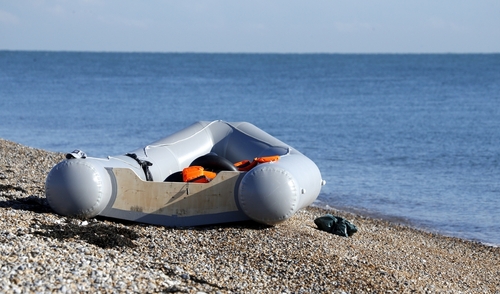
[1,138,499,293]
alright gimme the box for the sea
[1,51,499,246]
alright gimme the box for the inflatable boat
[45,121,325,226]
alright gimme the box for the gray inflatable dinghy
[45,121,325,226]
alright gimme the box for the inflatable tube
[45,121,325,226]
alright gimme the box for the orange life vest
[182,166,217,183]
[234,155,280,171]
[183,155,281,182]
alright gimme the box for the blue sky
[1,0,499,53]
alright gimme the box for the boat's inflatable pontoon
[45,121,325,226]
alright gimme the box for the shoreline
[311,201,500,249]
[1,138,499,292]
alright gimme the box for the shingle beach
[1,138,499,293]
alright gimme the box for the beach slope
[0,139,498,293]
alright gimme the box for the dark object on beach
[314,214,358,237]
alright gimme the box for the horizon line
[2,49,499,55]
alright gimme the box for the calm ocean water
[1,51,499,246]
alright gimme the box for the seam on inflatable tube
[81,161,103,216]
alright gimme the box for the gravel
[1,138,499,293]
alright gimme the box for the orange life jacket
[234,155,280,172]
[182,166,217,183]
[183,155,281,182]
